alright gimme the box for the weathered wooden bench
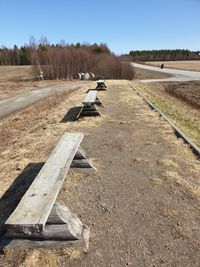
[96,80,107,91]
[0,132,95,250]
[78,90,103,118]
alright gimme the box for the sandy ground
[0,80,200,266]
[144,60,200,72]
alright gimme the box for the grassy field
[134,81,200,147]
[0,65,172,101]
[0,66,72,101]
[165,81,200,109]
[134,67,172,79]
[0,66,34,82]
[144,60,200,71]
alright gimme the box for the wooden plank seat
[78,90,103,118]
[0,132,95,250]
[96,80,107,91]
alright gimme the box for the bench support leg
[71,146,96,173]
[96,84,107,91]
[95,97,104,107]
[0,202,90,251]
[78,104,101,118]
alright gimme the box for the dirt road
[0,81,91,120]
[0,81,200,266]
[64,81,200,267]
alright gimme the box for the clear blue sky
[0,0,199,54]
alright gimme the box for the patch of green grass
[144,92,200,147]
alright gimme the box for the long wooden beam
[83,90,98,106]
[6,132,84,234]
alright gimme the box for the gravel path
[63,81,200,267]
[0,81,199,266]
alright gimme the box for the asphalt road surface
[131,62,200,82]
[0,81,91,120]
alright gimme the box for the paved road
[131,62,200,82]
[0,81,91,120]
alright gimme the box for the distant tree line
[0,37,134,80]
[125,49,200,61]
[0,41,111,66]
[0,45,32,65]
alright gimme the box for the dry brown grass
[157,159,179,168]
[0,80,200,266]
[164,81,200,109]
[0,65,81,101]
[165,171,200,200]
[0,82,105,198]
[150,177,163,186]
[134,67,171,79]
[0,81,103,266]
[134,81,200,147]
[0,80,72,101]
[144,60,200,71]
[0,66,33,82]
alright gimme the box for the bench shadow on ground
[60,106,83,122]
[0,162,44,237]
